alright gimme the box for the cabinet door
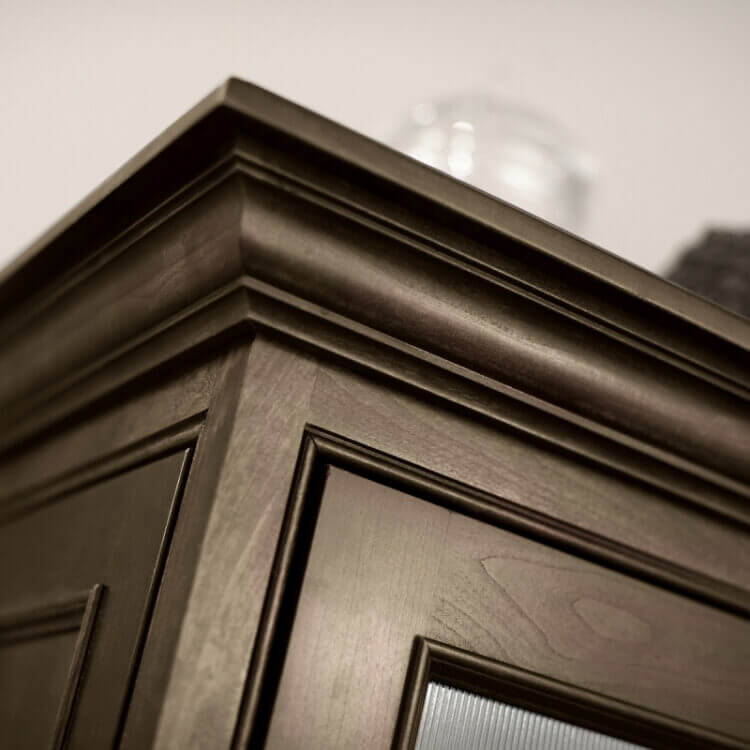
[0,449,190,749]
[255,441,750,749]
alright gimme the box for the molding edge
[229,427,750,749]
[0,584,104,750]
[0,83,748,515]
[392,637,750,750]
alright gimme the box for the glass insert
[415,682,647,750]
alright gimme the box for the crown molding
[0,78,748,511]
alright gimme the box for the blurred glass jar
[389,93,596,234]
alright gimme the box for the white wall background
[1,0,748,275]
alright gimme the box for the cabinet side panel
[0,450,190,749]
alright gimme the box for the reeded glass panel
[415,683,647,750]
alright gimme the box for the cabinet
[0,78,748,749]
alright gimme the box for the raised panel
[259,450,750,749]
[0,448,191,748]
[0,629,78,749]
[0,586,101,750]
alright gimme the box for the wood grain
[310,363,750,593]
[0,78,748,750]
[153,336,319,750]
[0,353,214,501]
[394,638,749,749]
[265,468,750,748]
[0,173,244,412]
[0,450,190,749]
[1,80,749,497]
[121,343,251,750]
[0,585,102,750]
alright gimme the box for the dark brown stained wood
[263,467,750,749]
[0,80,747,509]
[308,362,750,593]
[124,339,750,750]
[236,171,750,482]
[120,343,252,750]
[393,638,748,749]
[0,80,748,750]
[0,351,215,502]
[153,336,318,750]
[0,450,190,749]
[0,418,201,527]
[0,627,79,749]
[0,176,245,411]
[0,586,101,750]
[3,79,748,360]
[49,586,103,750]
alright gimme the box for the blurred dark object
[666,229,750,318]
